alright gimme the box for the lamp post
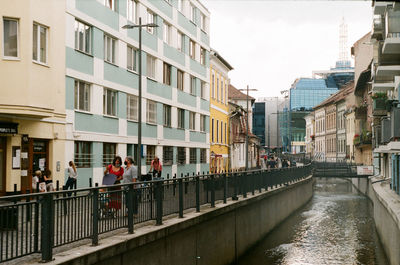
[122,18,158,178]
[239,86,257,171]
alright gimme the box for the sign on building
[357,166,374,176]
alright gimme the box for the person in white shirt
[65,161,78,190]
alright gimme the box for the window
[127,0,137,23]
[211,73,215,99]
[177,69,184,91]
[220,80,223,102]
[103,88,117,116]
[200,47,206,65]
[177,147,186,165]
[178,0,183,12]
[146,10,155,34]
[163,146,173,165]
[163,62,171,85]
[200,115,206,132]
[127,45,137,72]
[177,31,184,52]
[74,141,92,167]
[224,123,227,144]
[225,84,228,104]
[163,104,171,127]
[216,77,219,101]
[74,80,90,111]
[200,149,206,163]
[211,118,214,142]
[163,22,171,45]
[127,94,138,121]
[146,145,155,165]
[3,18,18,58]
[190,76,196,95]
[201,81,206,99]
[127,144,138,165]
[189,39,195,60]
[190,4,196,23]
[221,122,223,144]
[103,142,116,166]
[104,0,115,10]
[146,54,156,79]
[104,34,116,64]
[201,13,206,31]
[216,120,219,142]
[190,148,197,164]
[147,100,157,124]
[189,112,196,130]
[74,20,91,54]
[178,108,185,129]
[32,23,47,64]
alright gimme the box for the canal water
[237,178,389,265]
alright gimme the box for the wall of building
[48,176,314,265]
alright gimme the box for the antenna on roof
[338,17,349,67]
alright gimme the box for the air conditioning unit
[381,117,391,144]
[391,106,400,140]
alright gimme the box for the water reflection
[237,178,388,265]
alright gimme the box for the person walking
[122,156,138,216]
[104,156,124,214]
[44,170,54,191]
[65,161,78,190]
[149,156,162,180]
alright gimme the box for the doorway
[0,137,6,195]
[23,139,48,192]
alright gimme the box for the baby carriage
[99,174,122,218]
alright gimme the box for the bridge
[312,162,373,178]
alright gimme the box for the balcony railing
[387,32,400,38]
[373,98,387,116]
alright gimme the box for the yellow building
[0,0,66,195]
[209,49,233,173]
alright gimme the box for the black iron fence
[0,165,311,263]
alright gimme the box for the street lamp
[239,86,257,171]
[122,18,158,178]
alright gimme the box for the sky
[202,0,373,99]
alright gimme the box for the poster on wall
[39,158,45,171]
[12,146,20,169]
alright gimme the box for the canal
[237,178,389,265]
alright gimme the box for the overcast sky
[203,0,373,98]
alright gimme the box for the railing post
[251,172,255,195]
[242,172,247,198]
[259,171,262,193]
[92,187,99,246]
[178,177,183,218]
[40,193,54,262]
[34,196,39,253]
[210,174,215,207]
[223,171,227,204]
[196,174,200,212]
[232,172,238,200]
[127,184,134,233]
[26,189,31,222]
[155,181,163,225]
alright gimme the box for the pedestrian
[104,156,124,184]
[122,156,139,216]
[65,161,78,190]
[37,170,46,192]
[44,169,54,191]
[32,171,40,192]
[282,159,289,168]
[149,156,162,180]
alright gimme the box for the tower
[337,17,351,68]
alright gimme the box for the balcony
[381,117,391,144]
[372,97,387,116]
[354,131,372,148]
[391,105,400,140]
[373,125,382,149]
[382,32,400,54]
[375,65,400,81]
[372,15,384,40]
[372,82,394,93]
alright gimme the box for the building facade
[209,49,233,173]
[65,0,211,186]
[229,102,246,170]
[0,0,66,195]
[305,112,315,158]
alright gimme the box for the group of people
[263,155,295,169]
[32,169,53,192]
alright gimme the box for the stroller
[99,174,122,219]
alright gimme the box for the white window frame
[190,4,196,23]
[146,10,155,34]
[201,81,206,99]
[104,0,115,10]
[103,88,117,116]
[74,20,92,54]
[127,94,138,121]
[177,31,183,52]
[147,99,157,124]
[163,22,171,45]
[163,62,171,85]
[189,39,195,60]
[146,54,156,79]
[32,23,48,64]
[127,0,137,24]
[190,76,196,95]
[104,34,117,64]
[201,13,206,31]
[178,108,185,129]
[178,0,183,13]
[127,45,137,72]
[2,18,19,59]
[200,115,206,132]
[200,47,206,65]
[163,104,171,127]
[74,80,91,112]
[189,111,196,131]
[212,73,215,99]
[177,69,184,91]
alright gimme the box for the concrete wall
[351,178,400,265]
[49,176,313,265]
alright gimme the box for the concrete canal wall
[46,176,313,265]
[351,177,400,265]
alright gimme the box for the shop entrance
[0,137,6,195]
[22,139,48,192]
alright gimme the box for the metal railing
[0,166,311,263]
